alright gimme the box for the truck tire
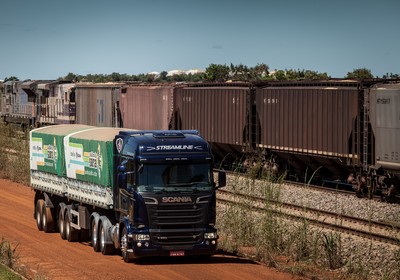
[100,221,115,255]
[65,213,79,242]
[35,199,45,231]
[92,218,101,252]
[42,203,54,233]
[58,206,66,240]
[120,227,132,263]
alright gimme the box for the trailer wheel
[42,203,54,233]
[120,227,132,263]
[92,218,101,252]
[58,208,66,239]
[65,213,79,242]
[35,199,45,231]
[100,221,115,255]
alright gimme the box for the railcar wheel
[42,203,54,233]
[35,199,45,231]
[100,221,115,255]
[92,218,101,252]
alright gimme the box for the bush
[0,122,29,184]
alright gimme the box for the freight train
[1,79,400,199]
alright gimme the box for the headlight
[204,232,217,239]
[134,234,150,241]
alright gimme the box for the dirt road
[0,179,299,280]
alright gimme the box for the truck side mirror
[217,170,226,188]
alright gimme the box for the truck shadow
[131,250,257,265]
[78,241,256,265]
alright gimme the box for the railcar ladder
[362,90,369,172]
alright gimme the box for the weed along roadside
[0,238,30,280]
[215,173,400,280]
[0,122,29,184]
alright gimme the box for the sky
[0,0,399,80]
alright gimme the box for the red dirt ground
[0,179,302,280]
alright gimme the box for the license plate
[170,250,185,257]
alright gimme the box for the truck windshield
[137,163,212,193]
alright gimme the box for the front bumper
[126,237,218,258]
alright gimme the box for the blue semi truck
[30,124,226,262]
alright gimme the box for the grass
[0,263,23,280]
[216,170,400,280]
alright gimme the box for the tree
[250,63,269,81]
[62,72,79,82]
[204,64,230,82]
[4,76,19,82]
[345,68,373,79]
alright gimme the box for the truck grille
[147,203,207,245]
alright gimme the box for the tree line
[3,64,400,83]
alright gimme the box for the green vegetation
[0,238,24,279]
[216,172,400,279]
[0,122,30,184]
[5,65,399,84]
[0,263,23,280]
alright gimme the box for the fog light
[145,242,149,247]
[204,232,217,239]
[137,242,142,247]
[134,234,150,241]
[205,240,210,245]
[212,240,216,245]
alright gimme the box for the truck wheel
[120,227,132,263]
[100,221,115,255]
[92,218,101,252]
[58,209,66,239]
[65,213,79,242]
[42,203,54,233]
[35,199,45,231]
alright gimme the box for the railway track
[217,188,400,245]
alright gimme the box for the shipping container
[174,83,252,161]
[75,83,121,127]
[120,84,175,130]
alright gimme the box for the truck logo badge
[116,138,123,153]
[162,197,193,203]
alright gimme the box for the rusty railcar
[254,80,362,178]
[173,83,252,163]
[119,84,175,130]
[74,83,122,127]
